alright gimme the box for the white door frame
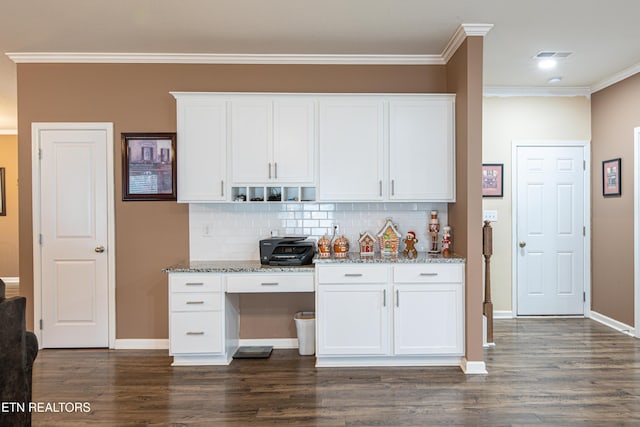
[511,140,591,317]
[634,128,640,338]
[31,122,116,348]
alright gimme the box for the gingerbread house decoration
[358,231,376,256]
[377,218,401,256]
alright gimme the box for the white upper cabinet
[318,98,385,201]
[173,92,454,203]
[389,96,455,201]
[173,94,228,202]
[231,97,316,184]
[273,99,316,183]
[230,100,272,183]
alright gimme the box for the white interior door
[35,124,113,347]
[516,144,587,315]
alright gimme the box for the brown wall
[591,74,640,326]
[0,134,19,277]
[446,38,485,362]
[17,63,449,338]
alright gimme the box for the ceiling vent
[535,51,573,59]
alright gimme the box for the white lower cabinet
[167,269,314,366]
[168,273,239,366]
[170,311,223,354]
[317,284,390,355]
[393,284,463,355]
[316,263,464,366]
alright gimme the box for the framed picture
[0,167,5,216]
[482,163,504,198]
[122,133,177,201]
[602,157,621,197]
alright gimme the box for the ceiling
[2,0,640,131]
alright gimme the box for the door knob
[519,241,526,248]
[95,246,105,253]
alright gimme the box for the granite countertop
[163,260,315,273]
[314,252,465,264]
[164,252,465,273]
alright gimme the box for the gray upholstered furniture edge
[0,278,38,427]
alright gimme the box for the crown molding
[6,23,493,66]
[441,23,494,63]
[590,61,640,94]
[6,52,444,65]
[484,86,591,98]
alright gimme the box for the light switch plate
[483,210,498,222]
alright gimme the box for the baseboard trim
[114,339,169,350]
[494,310,514,319]
[1,277,20,298]
[239,338,299,349]
[461,359,488,375]
[589,311,635,337]
[113,338,299,350]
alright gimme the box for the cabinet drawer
[318,265,388,284]
[169,273,222,293]
[393,264,463,283]
[170,292,223,312]
[170,311,223,355]
[226,274,314,293]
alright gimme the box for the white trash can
[294,311,315,356]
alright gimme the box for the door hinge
[583,160,586,171]
[39,319,43,330]
[39,234,43,245]
[38,148,43,160]
[583,292,586,302]
[583,226,586,237]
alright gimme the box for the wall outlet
[483,210,498,222]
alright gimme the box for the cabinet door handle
[344,273,363,277]
[274,162,278,179]
[268,162,272,179]
[186,301,205,305]
[383,289,387,307]
[391,180,395,196]
[379,180,382,197]
[221,180,225,197]
[419,273,438,277]
[396,289,399,307]
[261,282,279,286]
[185,282,204,286]
[186,331,205,335]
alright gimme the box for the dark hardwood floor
[30,318,640,426]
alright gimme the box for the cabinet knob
[95,246,105,253]
[519,241,527,248]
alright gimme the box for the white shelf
[231,186,316,202]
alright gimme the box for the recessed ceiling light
[538,59,557,69]
[548,76,563,84]
[535,51,573,59]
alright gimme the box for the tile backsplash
[189,202,449,261]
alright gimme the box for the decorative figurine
[317,235,331,258]
[358,231,376,257]
[428,210,440,253]
[377,218,401,256]
[442,226,452,256]
[333,235,350,258]
[403,231,418,258]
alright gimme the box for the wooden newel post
[483,220,494,344]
